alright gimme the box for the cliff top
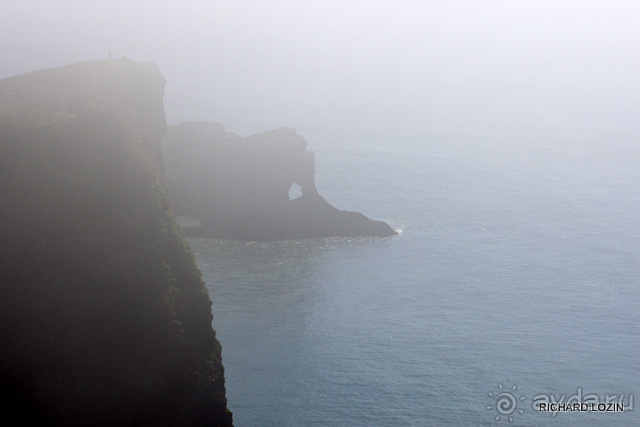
[0,58,166,129]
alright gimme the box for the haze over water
[3,1,638,425]
[189,116,638,425]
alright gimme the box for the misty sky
[2,1,639,141]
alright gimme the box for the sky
[2,1,639,144]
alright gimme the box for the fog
[3,3,639,424]
[3,1,638,143]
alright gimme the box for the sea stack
[163,121,398,241]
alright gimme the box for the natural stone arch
[288,182,303,200]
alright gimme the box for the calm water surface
[188,130,639,426]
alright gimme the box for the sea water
[187,125,639,426]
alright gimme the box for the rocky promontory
[163,122,397,241]
[0,59,232,425]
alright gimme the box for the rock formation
[163,122,397,241]
[0,59,232,426]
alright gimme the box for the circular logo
[487,383,525,422]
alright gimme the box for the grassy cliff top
[0,59,167,148]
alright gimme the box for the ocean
[185,124,639,426]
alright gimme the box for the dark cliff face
[0,60,232,426]
[163,121,397,241]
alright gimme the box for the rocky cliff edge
[0,59,232,426]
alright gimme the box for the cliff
[163,122,397,241]
[0,60,232,426]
